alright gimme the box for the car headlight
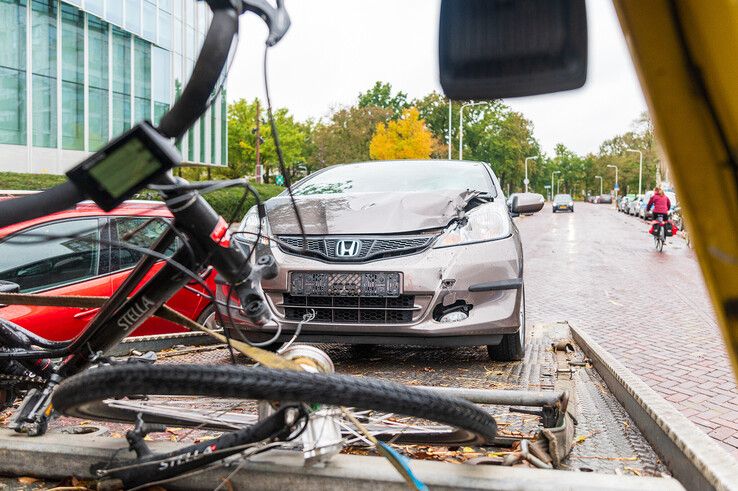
[434,206,511,248]
[569,201,574,206]
[239,207,270,245]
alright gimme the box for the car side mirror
[439,0,588,99]
[511,193,545,214]
[0,280,20,294]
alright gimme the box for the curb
[570,324,738,491]
[0,433,684,491]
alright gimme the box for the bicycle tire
[52,364,497,444]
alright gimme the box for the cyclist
[646,185,672,222]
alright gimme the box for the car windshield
[292,161,497,197]
[554,194,572,203]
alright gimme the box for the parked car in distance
[627,195,643,215]
[639,191,655,219]
[618,194,636,212]
[552,194,574,213]
[0,200,216,341]
[224,160,545,361]
[597,194,613,204]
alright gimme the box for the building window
[185,0,194,27]
[0,0,27,146]
[124,0,141,34]
[31,0,56,148]
[85,0,103,17]
[187,124,194,161]
[210,99,216,163]
[157,10,171,49]
[159,0,171,13]
[199,113,205,162]
[112,27,131,135]
[142,0,156,42]
[185,25,194,60]
[171,16,181,54]
[106,0,123,26]
[221,90,227,166]
[152,46,170,125]
[88,15,109,150]
[134,38,151,123]
[61,3,84,151]
[174,77,181,152]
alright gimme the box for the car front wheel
[487,287,525,361]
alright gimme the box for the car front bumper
[220,235,523,346]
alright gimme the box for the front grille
[281,294,416,324]
[277,235,436,262]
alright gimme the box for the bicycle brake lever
[241,0,291,46]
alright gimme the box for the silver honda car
[223,160,543,360]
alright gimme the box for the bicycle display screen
[88,138,161,199]
[67,122,181,211]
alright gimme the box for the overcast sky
[227,0,648,156]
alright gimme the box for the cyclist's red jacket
[647,193,671,214]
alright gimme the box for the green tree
[413,91,457,158]
[311,105,393,166]
[227,98,311,181]
[461,102,541,194]
[593,112,661,195]
[358,81,409,117]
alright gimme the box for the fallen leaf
[18,477,39,485]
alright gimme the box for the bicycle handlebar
[0,181,84,229]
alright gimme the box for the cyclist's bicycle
[0,1,498,488]
[650,212,675,252]
[653,215,667,252]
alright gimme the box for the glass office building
[0,0,227,174]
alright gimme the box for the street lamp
[595,175,603,196]
[459,101,488,160]
[607,164,619,201]
[524,155,539,193]
[551,170,561,201]
[626,148,643,195]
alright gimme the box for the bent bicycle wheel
[52,364,497,445]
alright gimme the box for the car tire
[487,287,525,362]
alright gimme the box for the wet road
[518,202,738,457]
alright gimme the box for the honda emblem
[335,240,361,257]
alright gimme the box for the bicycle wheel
[52,364,497,445]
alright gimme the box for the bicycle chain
[0,372,45,386]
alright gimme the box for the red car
[0,199,215,341]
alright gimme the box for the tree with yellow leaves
[369,107,434,160]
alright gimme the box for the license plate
[290,272,401,297]
[559,205,567,209]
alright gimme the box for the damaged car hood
[265,191,479,235]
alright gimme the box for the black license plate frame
[289,272,401,297]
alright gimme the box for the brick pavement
[517,203,738,458]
